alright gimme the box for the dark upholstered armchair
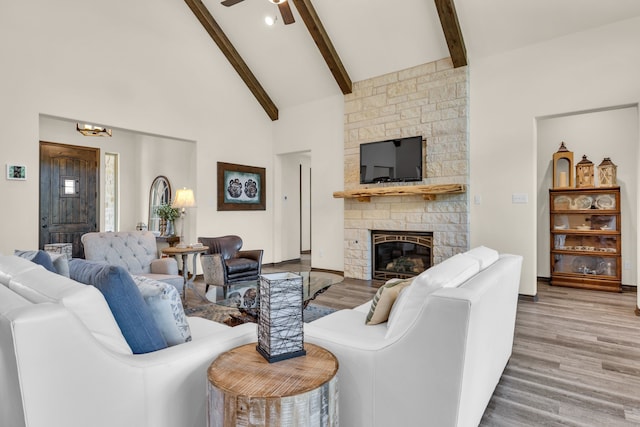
[197,236,263,297]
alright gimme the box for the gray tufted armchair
[81,231,184,293]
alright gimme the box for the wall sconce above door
[76,123,112,137]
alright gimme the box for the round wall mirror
[148,176,172,234]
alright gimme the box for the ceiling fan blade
[278,1,295,25]
[221,0,245,6]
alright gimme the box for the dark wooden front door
[39,141,99,258]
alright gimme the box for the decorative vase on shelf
[165,220,175,237]
[159,219,176,237]
[159,219,167,236]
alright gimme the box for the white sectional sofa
[1,246,521,427]
[0,255,256,427]
[305,247,523,427]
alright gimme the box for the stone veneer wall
[343,58,470,280]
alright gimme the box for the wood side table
[161,246,208,301]
[207,343,339,427]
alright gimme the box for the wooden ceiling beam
[184,0,279,121]
[291,0,352,94]
[434,0,468,68]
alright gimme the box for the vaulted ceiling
[183,0,640,120]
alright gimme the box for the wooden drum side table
[207,343,339,427]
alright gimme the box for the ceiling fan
[221,0,295,25]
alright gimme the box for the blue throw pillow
[69,259,168,354]
[14,250,57,273]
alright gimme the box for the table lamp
[172,187,196,248]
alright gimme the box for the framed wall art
[6,164,26,181]
[217,162,266,211]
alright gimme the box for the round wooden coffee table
[207,343,339,426]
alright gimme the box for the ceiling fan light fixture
[268,0,285,4]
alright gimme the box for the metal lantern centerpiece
[598,157,617,187]
[552,142,574,188]
[575,155,595,188]
[257,272,306,363]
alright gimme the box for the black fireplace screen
[372,230,433,280]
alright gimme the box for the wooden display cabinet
[549,187,621,292]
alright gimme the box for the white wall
[138,135,197,243]
[0,0,274,260]
[274,95,345,271]
[470,16,640,298]
[536,107,638,285]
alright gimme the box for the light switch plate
[512,193,528,204]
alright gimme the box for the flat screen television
[359,136,423,184]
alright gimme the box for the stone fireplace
[372,230,433,280]
[342,58,469,280]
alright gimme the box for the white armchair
[82,231,184,292]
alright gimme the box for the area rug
[303,304,337,323]
[185,303,336,325]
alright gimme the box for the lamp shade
[172,188,196,209]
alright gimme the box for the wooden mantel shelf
[333,184,466,202]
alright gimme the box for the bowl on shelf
[595,194,615,210]
[575,225,591,231]
[573,195,594,210]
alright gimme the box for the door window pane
[64,179,75,195]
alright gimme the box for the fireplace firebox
[371,230,433,280]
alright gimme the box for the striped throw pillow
[365,278,413,325]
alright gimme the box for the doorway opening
[300,162,311,254]
[535,104,638,288]
[278,151,311,262]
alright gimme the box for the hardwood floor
[263,255,381,310]
[482,282,640,426]
[187,257,640,426]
